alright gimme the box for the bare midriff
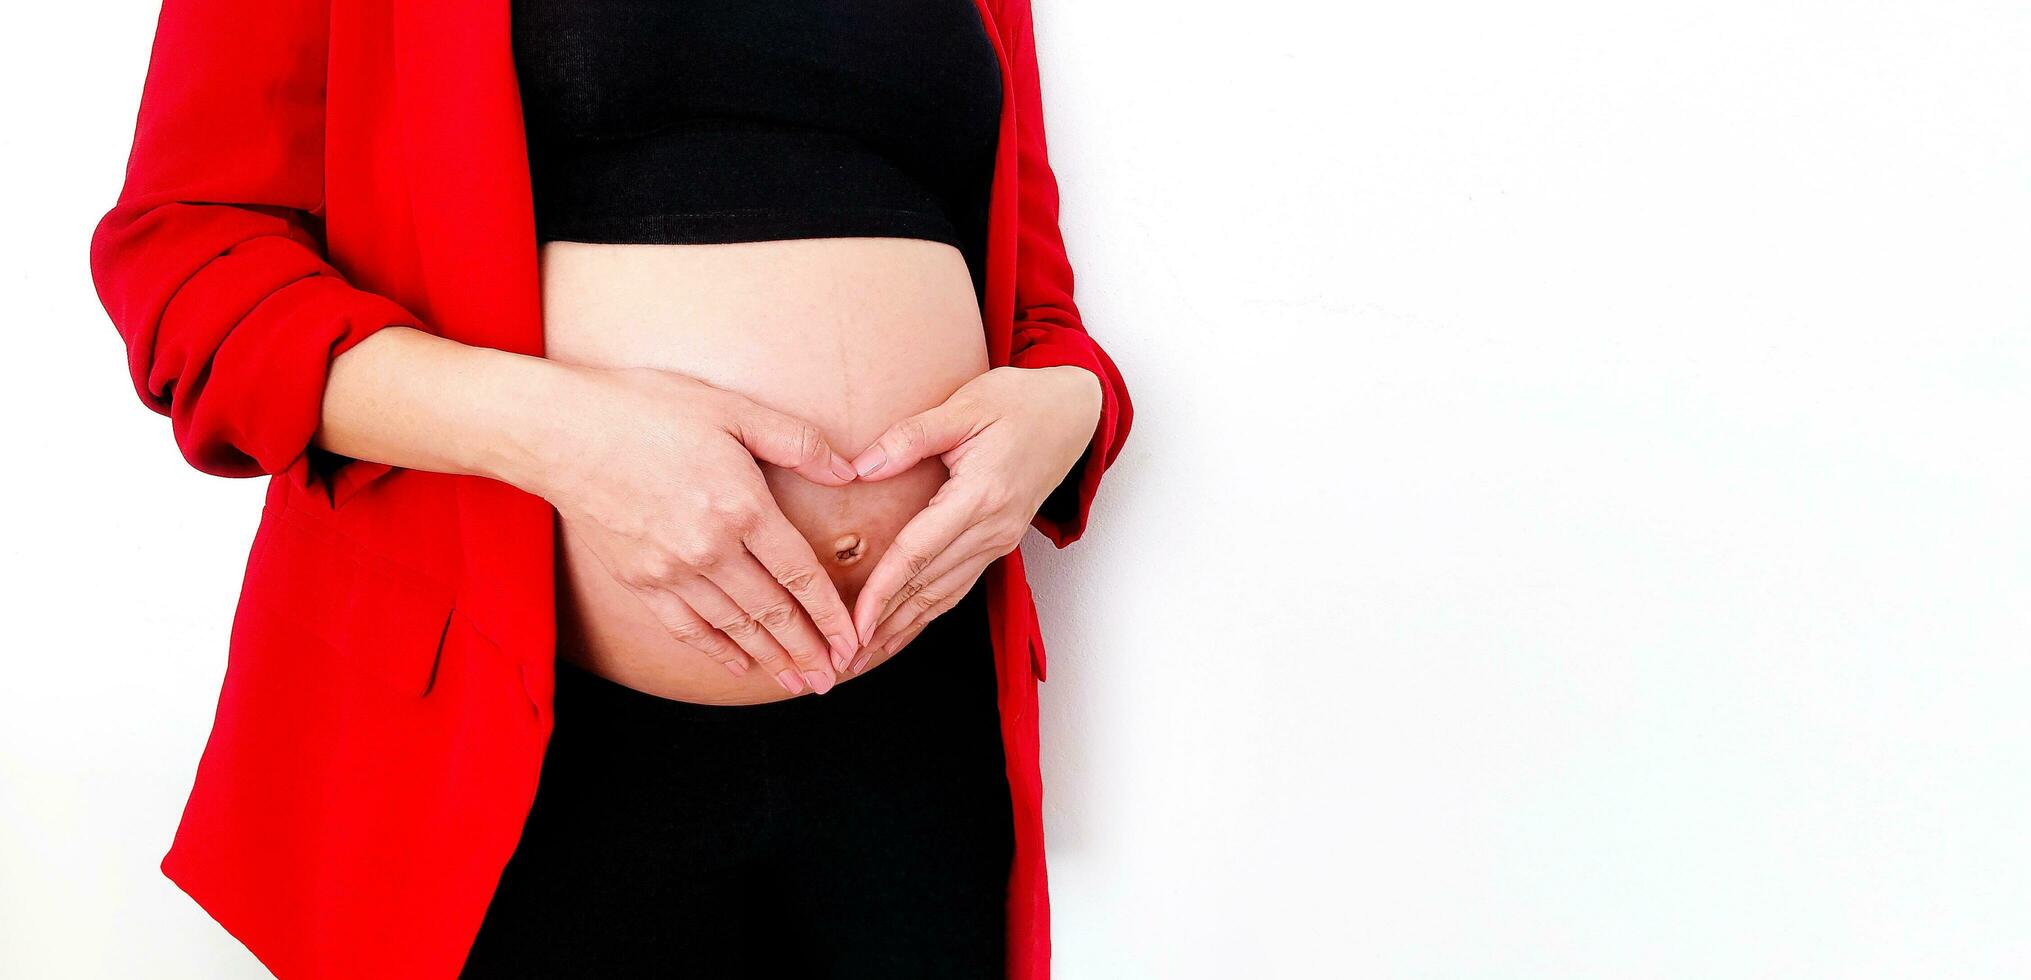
[540,237,990,705]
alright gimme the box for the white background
[7,1,2030,976]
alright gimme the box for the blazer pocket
[255,502,458,698]
[1026,594,1048,683]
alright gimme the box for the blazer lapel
[392,0,544,358]
[393,0,557,699]
[966,0,1015,367]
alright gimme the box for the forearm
[313,326,572,494]
[323,323,869,687]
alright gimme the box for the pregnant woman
[87,0,1129,977]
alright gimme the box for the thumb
[850,400,974,481]
[731,404,857,485]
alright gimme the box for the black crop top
[509,0,1004,294]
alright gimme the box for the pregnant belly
[539,237,990,705]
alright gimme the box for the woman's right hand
[514,363,862,695]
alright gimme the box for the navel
[831,533,866,566]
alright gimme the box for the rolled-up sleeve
[88,0,437,508]
[998,0,1134,547]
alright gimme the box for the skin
[313,235,1100,703]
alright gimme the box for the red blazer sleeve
[88,0,434,508]
[998,0,1134,548]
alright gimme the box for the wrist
[453,347,594,498]
[1035,363,1102,435]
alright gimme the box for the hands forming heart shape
[532,362,1102,697]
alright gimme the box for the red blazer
[88,1,1131,977]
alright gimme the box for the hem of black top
[537,205,965,252]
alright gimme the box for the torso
[543,238,990,704]
[511,0,1004,704]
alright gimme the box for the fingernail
[850,646,874,674]
[828,634,855,672]
[775,669,805,695]
[803,670,834,695]
[856,617,876,646]
[862,636,897,672]
[830,454,857,482]
[853,447,887,478]
[724,659,749,677]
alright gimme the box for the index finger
[851,491,975,645]
[744,508,860,672]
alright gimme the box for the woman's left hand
[846,365,1103,671]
